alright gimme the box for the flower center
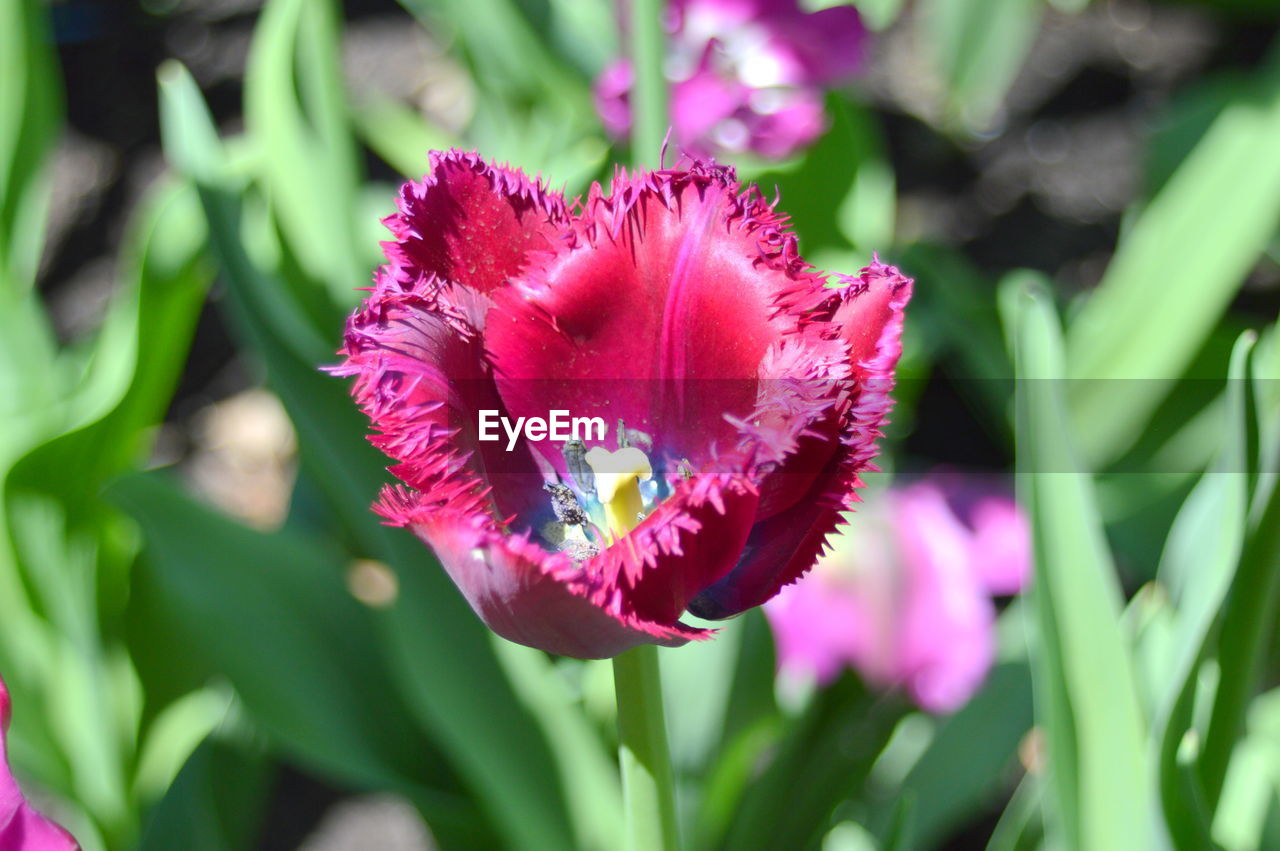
[584,446,653,542]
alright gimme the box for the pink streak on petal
[486,161,816,474]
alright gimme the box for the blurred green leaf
[398,0,601,175]
[9,180,211,508]
[245,0,362,307]
[1199,332,1280,812]
[140,738,273,851]
[723,678,909,851]
[1152,334,1255,787]
[1174,731,1221,850]
[882,794,914,851]
[1212,687,1280,851]
[399,0,586,106]
[109,472,449,798]
[693,610,780,850]
[661,619,744,776]
[0,0,62,451]
[884,661,1033,848]
[545,0,617,77]
[133,689,229,804]
[899,246,1018,424]
[492,639,623,851]
[353,97,457,179]
[1013,284,1153,849]
[915,0,1043,133]
[985,775,1044,851]
[1066,53,1280,464]
[0,0,61,289]
[1150,331,1258,802]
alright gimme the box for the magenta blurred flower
[1,676,78,851]
[764,480,1031,713]
[336,149,911,658]
[595,0,868,159]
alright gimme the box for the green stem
[614,644,681,851]
[629,0,669,164]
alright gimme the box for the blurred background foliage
[1,0,1278,848]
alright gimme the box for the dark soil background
[38,0,1280,847]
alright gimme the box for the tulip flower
[764,479,1032,713]
[595,0,867,159]
[1,676,78,851]
[336,149,911,658]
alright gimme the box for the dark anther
[544,482,589,526]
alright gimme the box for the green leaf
[1066,53,1280,464]
[9,179,211,507]
[0,0,61,288]
[1199,332,1280,812]
[1152,333,1256,831]
[0,130,212,850]
[985,775,1044,851]
[0,0,62,446]
[353,97,456,179]
[109,473,448,796]
[140,738,273,851]
[724,678,909,850]
[398,0,586,107]
[693,610,781,850]
[133,689,229,804]
[1013,284,1153,849]
[915,0,1043,133]
[492,639,623,851]
[897,246,1018,426]
[889,661,1034,848]
[397,0,600,176]
[245,0,363,307]
[1212,687,1280,851]
[660,618,744,775]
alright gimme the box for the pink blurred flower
[1,676,78,851]
[764,479,1031,713]
[595,0,867,160]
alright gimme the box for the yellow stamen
[585,446,653,542]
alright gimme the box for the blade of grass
[1014,284,1153,849]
